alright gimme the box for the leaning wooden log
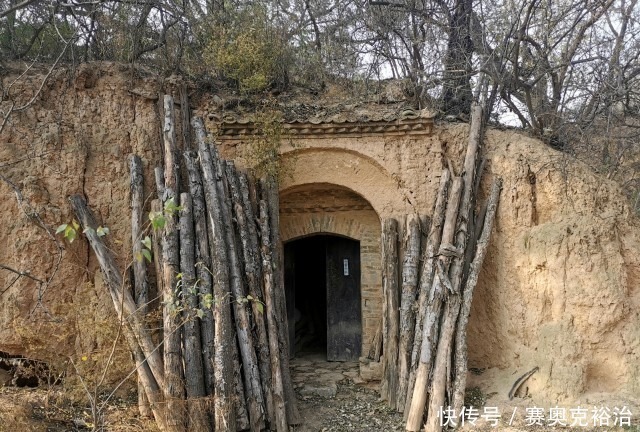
[150,200,163,312]
[404,169,450,417]
[397,213,421,412]
[69,195,166,431]
[220,161,266,432]
[229,166,275,427]
[193,116,236,432]
[261,177,301,425]
[161,95,186,432]
[367,319,383,362]
[380,218,400,407]
[183,151,216,397]
[259,200,289,432]
[451,179,502,423]
[128,154,152,418]
[424,292,461,432]
[233,338,251,431]
[406,176,463,432]
[179,193,210,432]
[449,102,483,297]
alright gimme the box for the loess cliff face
[0,63,638,406]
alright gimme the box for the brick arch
[281,212,371,243]
[279,148,410,217]
[279,183,382,355]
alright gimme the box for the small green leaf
[256,302,264,314]
[83,227,95,235]
[65,227,77,243]
[176,272,183,280]
[96,226,109,237]
[141,249,152,263]
[246,295,253,301]
[151,213,166,230]
[55,224,68,235]
[196,309,204,319]
[72,220,80,231]
[141,236,152,250]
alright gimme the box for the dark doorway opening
[284,235,362,361]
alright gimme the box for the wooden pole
[220,161,266,432]
[397,213,421,411]
[128,154,152,418]
[259,200,289,432]
[381,218,400,406]
[160,95,186,432]
[229,166,275,427]
[405,177,463,432]
[183,151,215,398]
[179,193,210,432]
[451,179,502,423]
[69,195,167,431]
[192,117,236,432]
[261,177,301,425]
[404,169,450,417]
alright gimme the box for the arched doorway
[285,235,362,361]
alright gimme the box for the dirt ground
[1,356,639,432]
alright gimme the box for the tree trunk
[128,154,152,418]
[381,218,400,407]
[192,116,236,432]
[405,176,463,432]
[221,161,266,432]
[233,338,251,431]
[179,193,210,432]
[183,151,216,399]
[69,195,166,431]
[229,167,275,428]
[397,213,421,412]
[259,200,289,432]
[261,177,301,425]
[404,169,450,417]
[451,179,502,423]
[161,95,186,432]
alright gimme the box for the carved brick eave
[208,117,435,140]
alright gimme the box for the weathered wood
[424,294,461,432]
[367,319,383,362]
[129,154,149,313]
[381,218,400,406]
[451,179,502,421]
[179,193,209,432]
[261,177,301,425]
[154,167,165,201]
[151,200,163,312]
[128,154,152,418]
[192,116,236,432]
[397,214,421,411]
[161,95,186,432]
[69,195,166,430]
[229,167,275,427]
[183,151,215,397]
[221,161,266,432]
[233,338,250,432]
[406,176,463,432]
[404,169,450,418]
[259,200,289,432]
[179,84,192,150]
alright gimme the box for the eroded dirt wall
[1,63,638,406]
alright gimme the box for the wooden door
[326,237,361,361]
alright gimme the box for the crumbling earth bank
[0,63,638,409]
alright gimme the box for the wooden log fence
[70,95,500,432]
[70,95,299,432]
[378,102,502,431]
